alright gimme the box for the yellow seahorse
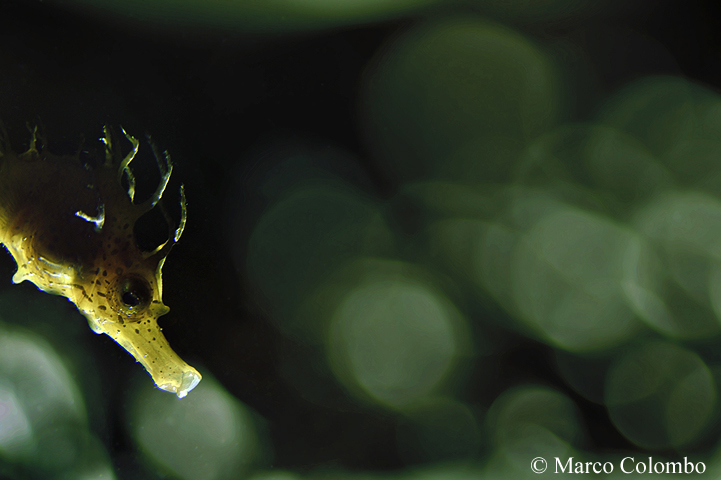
[0,125,201,398]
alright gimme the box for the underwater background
[2,0,721,478]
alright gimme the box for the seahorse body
[0,126,201,398]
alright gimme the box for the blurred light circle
[474,0,613,22]
[487,386,580,467]
[518,125,670,206]
[131,375,261,480]
[248,472,301,480]
[0,328,84,420]
[396,397,481,463]
[0,324,88,467]
[0,381,32,459]
[245,183,390,337]
[361,17,559,184]
[598,76,699,159]
[636,191,721,260]
[50,0,441,33]
[708,265,721,326]
[632,191,721,337]
[510,204,642,351]
[605,340,716,449]
[400,463,484,480]
[328,278,463,408]
[598,76,721,185]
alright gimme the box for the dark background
[1,0,721,477]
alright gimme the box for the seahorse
[0,124,201,398]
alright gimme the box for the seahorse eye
[118,275,151,313]
[122,289,142,307]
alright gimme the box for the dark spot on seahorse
[97,291,106,297]
[116,267,123,275]
[124,259,133,268]
[73,284,91,300]
[135,329,139,334]
[117,315,124,324]
[99,305,106,310]
[110,249,118,255]
[102,270,107,276]
[123,223,129,230]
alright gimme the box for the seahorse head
[0,125,201,398]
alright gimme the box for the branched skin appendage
[0,125,201,398]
